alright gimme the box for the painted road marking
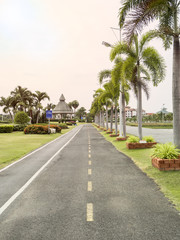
[88,161,92,165]
[0,126,83,216]
[87,203,93,222]
[88,181,92,191]
[89,150,91,154]
[88,169,92,175]
[88,154,91,158]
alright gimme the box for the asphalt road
[0,124,180,240]
[109,123,173,143]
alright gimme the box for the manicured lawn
[95,126,180,211]
[126,122,173,129]
[0,126,75,169]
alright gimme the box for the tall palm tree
[33,91,50,123]
[110,32,166,139]
[11,86,32,112]
[99,70,119,134]
[71,100,79,115]
[0,96,13,120]
[119,0,180,146]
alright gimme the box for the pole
[48,118,50,134]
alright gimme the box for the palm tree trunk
[102,110,105,128]
[115,105,118,135]
[106,104,108,130]
[137,83,143,140]
[110,106,113,132]
[173,36,180,148]
[122,93,126,137]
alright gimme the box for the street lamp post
[102,34,123,138]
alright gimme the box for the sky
[0,0,173,114]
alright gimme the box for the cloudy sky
[0,0,172,114]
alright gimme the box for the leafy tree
[71,100,79,113]
[0,96,13,120]
[33,91,50,123]
[14,111,30,124]
[119,0,180,146]
[11,86,32,112]
[76,107,86,120]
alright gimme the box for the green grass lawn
[126,122,173,129]
[0,126,76,169]
[95,126,180,211]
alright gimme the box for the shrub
[24,124,61,134]
[14,111,30,124]
[49,125,61,133]
[0,125,13,133]
[126,136,140,143]
[142,136,155,143]
[152,143,180,159]
[59,123,68,129]
[13,124,27,131]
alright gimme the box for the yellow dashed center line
[88,160,92,165]
[88,169,92,175]
[88,181,92,191]
[88,154,91,158]
[87,203,93,221]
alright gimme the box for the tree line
[90,0,180,147]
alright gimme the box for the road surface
[0,124,180,239]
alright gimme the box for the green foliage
[24,124,61,134]
[152,143,180,159]
[14,111,30,124]
[0,125,13,133]
[126,135,139,143]
[143,136,155,143]
[59,123,68,129]
[13,124,27,131]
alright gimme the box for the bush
[59,123,68,129]
[0,125,13,133]
[14,111,30,124]
[13,124,27,131]
[142,136,155,143]
[49,125,61,133]
[152,143,180,159]
[24,124,61,134]
[126,136,140,143]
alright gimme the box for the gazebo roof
[53,94,73,114]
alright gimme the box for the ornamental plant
[126,136,139,143]
[152,143,180,160]
[14,111,30,124]
[142,136,155,143]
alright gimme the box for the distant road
[126,125,173,143]
[109,124,173,143]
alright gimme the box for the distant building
[125,106,146,118]
[52,94,73,119]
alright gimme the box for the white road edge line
[0,125,83,216]
[0,126,81,173]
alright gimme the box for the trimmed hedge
[59,123,68,129]
[24,124,61,134]
[13,124,27,131]
[0,125,14,133]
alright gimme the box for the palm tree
[110,32,166,139]
[11,86,32,112]
[33,91,50,123]
[119,0,180,146]
[0,96,13,120]
[71,100,79,115]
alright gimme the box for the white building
[125,106,146,118]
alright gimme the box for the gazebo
[52,94,73,119]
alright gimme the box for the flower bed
[152,157,180,171]
[110,134,119,137]
[126,142,157,149]
[116,137,128,141]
